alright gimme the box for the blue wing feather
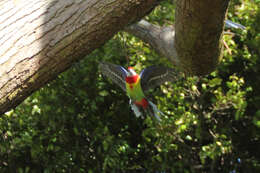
[225,20,245,30]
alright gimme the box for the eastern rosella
[99,62,179,121]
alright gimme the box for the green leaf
[209,78,222,87]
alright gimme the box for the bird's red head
[125,67,138,84]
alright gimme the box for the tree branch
[125,20,179,65]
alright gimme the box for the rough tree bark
[174,0,229,75]
[0,0,230,114]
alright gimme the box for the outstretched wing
[225,20,245,30]
[99,62,128,91]
[140,66,179,92]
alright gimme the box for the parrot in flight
[99,62,179,121]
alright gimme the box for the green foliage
[1,0,260,172]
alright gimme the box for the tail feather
[130,103,142,118]
[129,99,164,122]
[130,99,142,118]
[148,101,163,122]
